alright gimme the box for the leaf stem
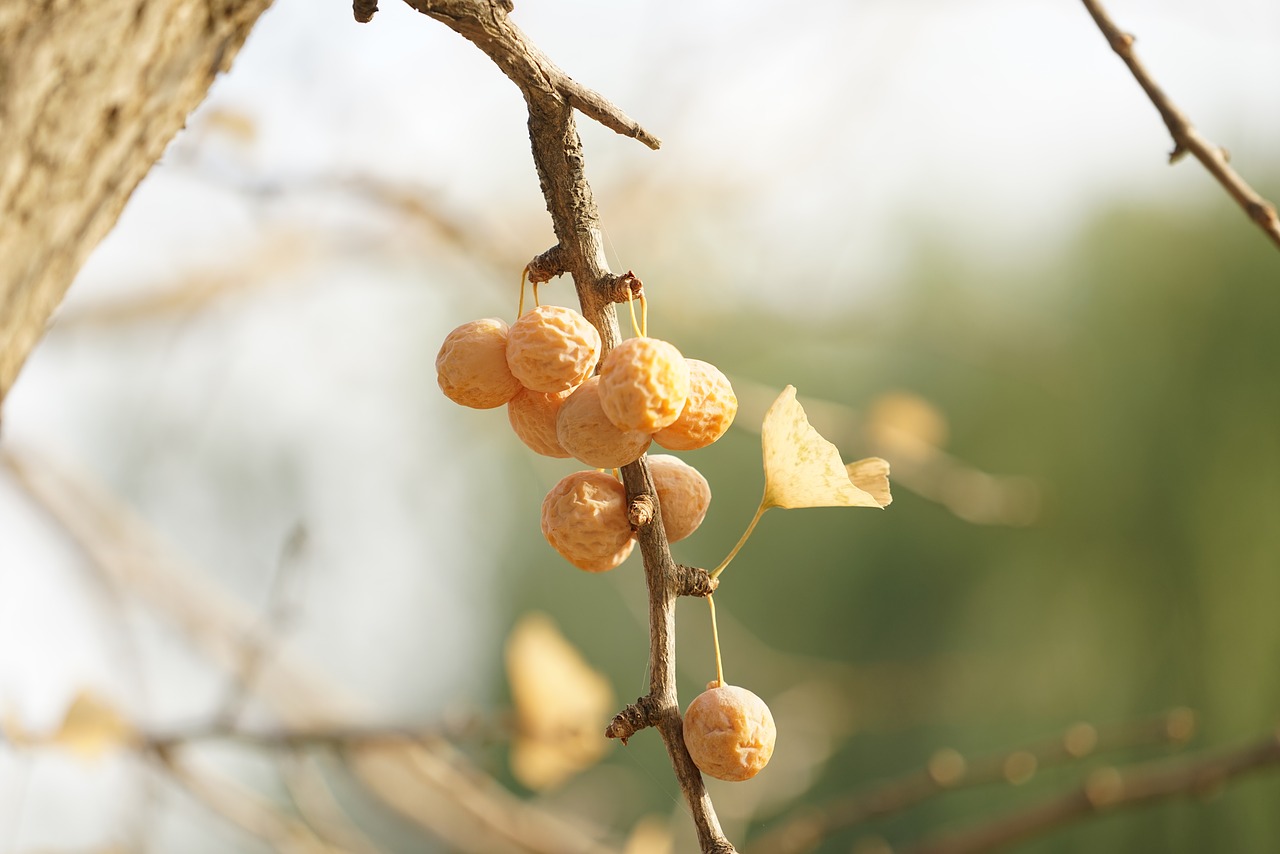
[710,499,768,580]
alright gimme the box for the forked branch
[1081,0,1280,250]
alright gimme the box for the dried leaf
[53,691,136,760]
[846,457,893,507]
[505,612,614,790]
[762,386,889,510]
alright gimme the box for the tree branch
[905,726,1280,854]
[393,1,660,152]
[1080,0,1280,250]
[752,708,1197,854]
[392,2,729,851]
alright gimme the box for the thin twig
[752,709,1197,854]
[4,446,619,854]
[904,725,1280,854]
[142,719,502,754]
[280,754,385,854]
[148,747,343,854]
[1081,0,1280,250]
[393,2,730,851]
[215,522,309,727]
[398,1,660,151]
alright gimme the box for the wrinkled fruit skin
[506,305,602,393]
[557,377,652,469]
[599,337,690,433]
[436,318,523,409]
[646,455,710,543]
[683,684,776,782]
[654,359,738,451]
[508,386,574,458]
[540,470,635,572]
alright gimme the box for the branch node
[674,564,719,598]
[526,245,566,285]
[606,695,659,744]
[592,270,644,306]
[353,0,378,23]
[628,494,655,528]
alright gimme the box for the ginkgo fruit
[508,386,575,458]
[436,318,523,409]
[506,305,602,393]
[599,337,690,433]
[653,359,737,451]
[682,683,775,782]
[556,377,653,469]
[646,454,710,542]
[541,470,635,572]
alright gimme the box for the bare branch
[752,709,1197,854]
[148,748,342,854]
[905,726,1280,854]
[3,446,618,854]
[1080,0,1280,250]
[399,1,660,151]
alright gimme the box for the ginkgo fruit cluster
[438,292,796,789]
[436,301,737,571]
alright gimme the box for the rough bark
[0,0,273,407]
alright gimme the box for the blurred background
[2,0,1279,851]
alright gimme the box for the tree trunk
[0,0,273,407]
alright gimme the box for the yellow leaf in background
[53,691,136,761]
[865,390,949,462]
[505,612,614,790]
[624,814,674,854]
[846,457,893,508]
[1,707,32,747]
[762,386,890,510]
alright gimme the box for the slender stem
[517,266,528,319]
[711,500,769,580]
[707,595,724,688]
[1080,0,1280,250]
[625,289,643,338]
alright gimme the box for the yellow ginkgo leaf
[505,612,615,790]
[53,691,136,761]
[762,386,890,510]
[846,457,893,508]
